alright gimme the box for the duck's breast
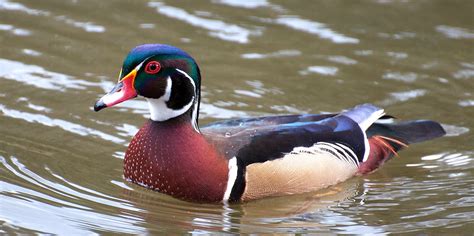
[124,120,229,202]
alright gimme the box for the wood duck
[94,44,445,203]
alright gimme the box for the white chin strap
[146,76,195,122]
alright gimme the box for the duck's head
[94,44,201,124]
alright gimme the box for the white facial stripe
[223,157,238,202]
[118,57,149,81]
[163,76,172,101]
[175,68,196,90]
[175,68,200,132]
[135,56,152,71]
[117,69,123,81]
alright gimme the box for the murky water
[1,0,473,234]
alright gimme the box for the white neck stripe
[175,68,200,132]
[223,157,238,202]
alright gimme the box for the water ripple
[0,0,104,33]
[0,23,31,36]
[115,123,139,137]
[234,90,262,98]
[213,0,271,9]
[386,51,408,60]
[299,66,339,76]
[148,1,261,44]
[440,124,470,137]
[201,104,249,119]
[241,49,301,59]
[458,100,474,107]
[0,155,146,234]
[382,71,417,82]
[377,31,416,40]
[26,102,52,113]
[0,59,101,91]
[21,49,42,57]
[436,25,474,39]
[272,16,359,44]
[0,104,124,144]
[407,152,473,169]
[55,15,106,33]
[354,50,373,56]
[327,56,358,65]
[139,23,155,29]
[0,0,49,16]
[453,69,474,79]
[379,89,427,106]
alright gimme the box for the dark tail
[358,120,446,174]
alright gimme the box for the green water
[1,0,473,234]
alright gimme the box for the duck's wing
[204,104,385,201]
[229,115,368,165]
[202,104,385,162]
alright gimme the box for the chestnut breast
[124,120,229,202]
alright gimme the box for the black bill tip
[94,100,107,112]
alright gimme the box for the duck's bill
[94,69,138,112]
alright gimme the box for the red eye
[144,61,161,74]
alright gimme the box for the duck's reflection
[121,179,362,234]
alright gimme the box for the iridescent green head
[94,44,202,125]
[121,44,201,96]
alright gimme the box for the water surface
[1,0,473,234]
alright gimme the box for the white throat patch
[146,76,194,122]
